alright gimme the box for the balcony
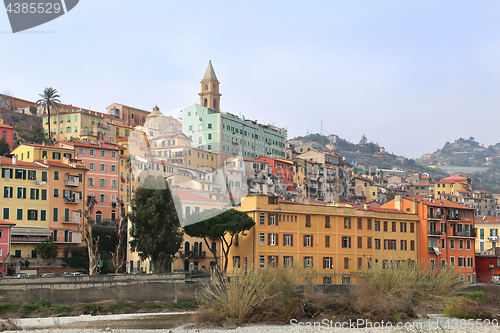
[428,229,443,237]
[489,236,499,241]
[65,176,79,187]
[428,214,443,220]
[451,231,475,238]
[179,251,206,258]
[64,197,80,204]
[447,215,461,221]
[62,219,80,224]
[11,236,49,243]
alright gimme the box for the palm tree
[36,87,61,143]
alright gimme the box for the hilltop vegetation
[429,137,499,167]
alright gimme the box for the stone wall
[0,273,202,306]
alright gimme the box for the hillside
[428,137,499,167]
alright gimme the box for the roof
[203,61,218,81]
[0,156,43,168]
[438,176,468,183]
[355,206,415,214]
[476,217,500,224]
[0,220,15,226]
[35,160,87,170]
[0,124,13,129]
[20,143,72,150]
[405,197,473,210]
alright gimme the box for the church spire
[199,61,221,111]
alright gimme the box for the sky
[2,1,500,158]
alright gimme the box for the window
[367,218,372,230]
[99,179,106,187]
[54,171,59,180]
[344,257,349,269]
[410,223,415,233]
[410,240,415,251]
[458,257,465,267]
[358,258,363,269]
[284,234,292,246]
[260,256,265,268]
[459,239,464,250]
[342,236,351,248]
[325,235,330,247]
[303,235,312,247]
[268,233,277,246]
[323,277,332,284]
[450,239,455,249]
[450,257,455,267]
[306,215,311,227]
[400,222,407,232]
[89,149,96,156]
[467,257,473,267]
[259,233,265,246]
[27,209,37,220]
[110,151,117,158]
[344,217,351,229]
[99,164,107,171]
[3,186,13,198]
[357,237,362,248]
[283,256,293,268]
[78,147,85,155]
[110,165,117,172]
[52,152,61,160]
[466,240,471,250]
[30,188,39,200]
[17,187,26,199]
[89,163,96,170]
[268,213,276,226]
[374,220,380,231]
[400,240,407,250]
[99,194,107,203]
[259,213,265,225]
[367,237,372,249]
[325,216,330,228]
[99,150,107,157]
[383,221,388,232]
[375,239,380,249]
[3,208,9,219]
[358,218,362,230]
[41,171,47,181]
[323,257,332,269]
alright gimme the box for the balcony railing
[452,231,475,238]
[428,214,443,220]
[428,230,443,237]
[64,197,80,204]
[447,215,461,221]
[11,236,49,243]
[65,177,79,187]
[62,219,80,224]
[179,251,206,258]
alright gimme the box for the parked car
[70,272,88,276]
[26,274,37,278]
[41,273,56,278]
[14,273,27,278]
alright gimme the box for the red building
[475,253,500,283]
[0,116,14,150]
[0,220,15,276]
[256,157,294,190]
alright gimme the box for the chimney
[363,203,368,210]
[44,156,47,164]
[412,197,417,214]
[12,156,16,165]
[395,194,402,211]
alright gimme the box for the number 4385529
[5,2,61,14]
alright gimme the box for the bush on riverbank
[195,262,464,325]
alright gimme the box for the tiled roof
[171,190,226,204]
[476,217,500,224]
[0,157,44,167]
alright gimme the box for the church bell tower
[199,61,221,112]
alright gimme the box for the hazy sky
[2,1,500,158]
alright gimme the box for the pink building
[0,221,15,276]
[0,122,14,150]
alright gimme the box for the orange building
[56,141,121,223]
[383,196,475,283]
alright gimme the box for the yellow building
[228,195,419,284]
[476,217,500,253]
[12,143,74,162]
[1,157,51,258]
[434,176,471,198]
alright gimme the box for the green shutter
[42,189,47,200]
[41,210,46,221]
[78,174,83,182]
[23,188,26,199]
[17,209,22,220]
[22,170,26,180]
[53,208,58,222]
[3,186,7,198]
[17,187,21,198]
[36,189,39,200]
[65,208,70,222]
[42,171,47,181]
[42,151,47,158]
[3,208,9,219]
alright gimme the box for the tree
[184,208,256,274]
[79,195,100,275]
[359,134,367,145]
[29,105,37,115]
[111,199,127,273]
[0,91,14,110]
[0,138,10,156]
[35,239,59,259]
[129,176,183,272]
[36,87,61,143]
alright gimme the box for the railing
[11,236,49,243]
[64,197,80,204]
[428,214,443,220]
[179,251,206,258]
[62,220,79,224]
[453,231,475,238]
[447,215,461,221]
[428,230,443,236]
[65,179,79,187]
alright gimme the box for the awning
[11,227,51,237]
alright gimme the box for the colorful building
[0,220,15,275]
[475,217,500,253]
[383,196,476,283]
[228,195,419,284]
[0,116,14,150]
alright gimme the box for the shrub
[39,299,51,308]
[52,306,73,313]
[464,290,488,303]
[144,303,163,309]
[0,303,18,312]
[445,299,491,319]
[21,301,39,312]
